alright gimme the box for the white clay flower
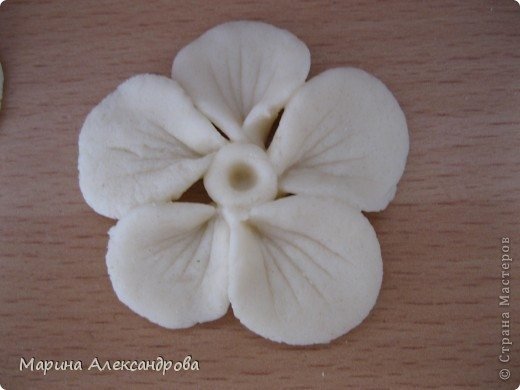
[78,21,408,345]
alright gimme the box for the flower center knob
[204,143,278,208]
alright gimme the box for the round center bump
[204,143,278,208]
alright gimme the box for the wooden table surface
[1,1,519,389]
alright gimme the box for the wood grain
[1,1,519,388]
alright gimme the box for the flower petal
[78,74,227,219]
[268,68,409,211]
[228,195,382,345]
[172,21,310,145]
[107,202,229,329]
